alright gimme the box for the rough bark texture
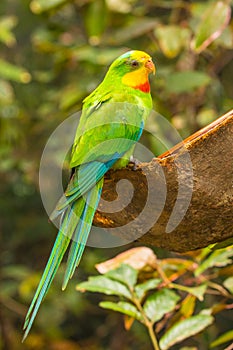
[93,110,233,252]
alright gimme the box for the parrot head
[107,50,155,93]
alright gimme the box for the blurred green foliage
[0,0,232,349]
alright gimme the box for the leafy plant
[77,246,233,350]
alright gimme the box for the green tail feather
[22,180,103,341]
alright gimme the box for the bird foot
[129,155,141,171]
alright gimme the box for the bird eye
[131,60,139,68]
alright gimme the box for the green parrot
[23,50,155,340]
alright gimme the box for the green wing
[70,91,148,168]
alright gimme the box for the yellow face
[121,51,155,90]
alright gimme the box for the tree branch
[94,110,233,252]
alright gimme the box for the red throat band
[133,81,150,93]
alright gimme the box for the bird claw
[129,155,141,171]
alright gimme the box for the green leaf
[2,265,30,280]
[143,289,180,323]
[105,264,138,289]
[215,26,233,49]
[210,330,233,348]
[76,276,131,299]
[174,283,207,301]
[155,25,190,58]
[159,314,214,350]
[200,308,212,316]
[74,47,125,66]
[0,16,17,47]
[85,0,107,44]
[135,279,161,300]
[192,1,231,53]
[105,18,157,44]
[100,301,142,321]
[195,247,233,276]
[0,59,31,83]
[0,80,14,103]
[213,238,233,250]
[223,277,233,294]
[30,0,68,14]
[166,71,211,94]
[187,284,207,301]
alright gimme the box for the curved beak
[145,59,155,75]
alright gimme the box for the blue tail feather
[22,180,103,341]
[62,180,103,289]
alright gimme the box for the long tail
[22,179,103,341]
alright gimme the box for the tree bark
[93,109,233,252]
